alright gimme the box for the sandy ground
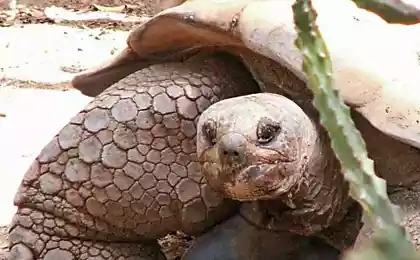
[0,22,129,223]
[0,87,93,219]
[0,24,129,83]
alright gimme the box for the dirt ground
[0,0,192,259]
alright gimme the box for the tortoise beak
[236,164,278,183]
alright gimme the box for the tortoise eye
[202,119,217,146]
[256,117,281,145]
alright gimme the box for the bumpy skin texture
[197,93,353,238]
[7,54,260,260]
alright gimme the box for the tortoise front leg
[4,53,259,260]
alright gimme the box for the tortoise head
[197,93,353,235]
[197,93,317,201]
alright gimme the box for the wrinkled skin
[197,93,353,237]
[197,91,420,252]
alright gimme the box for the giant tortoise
[5,0,420,259]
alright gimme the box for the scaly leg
[5,53,260,259]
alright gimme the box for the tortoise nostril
[221,148,240,157]
[218,133,247,162]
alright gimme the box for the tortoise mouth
[236,164,278,183]
[221,163,297,201]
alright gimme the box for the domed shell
[73,0,420,150]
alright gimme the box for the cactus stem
[291,0,418,258]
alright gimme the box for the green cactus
[349,0,420,25]
[291,0,420,259]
